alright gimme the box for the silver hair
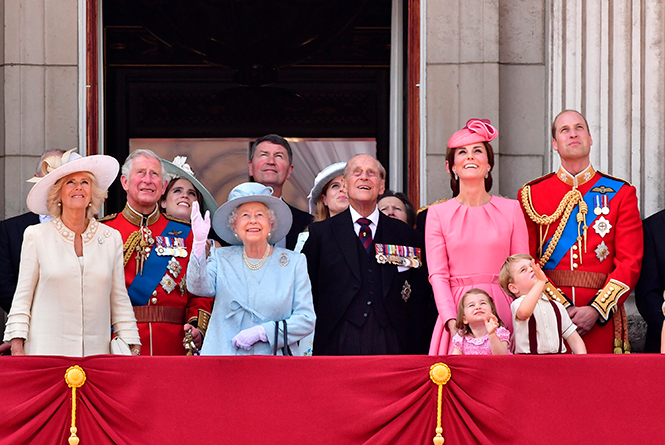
[227,203,277,241]
[121,149,168,180]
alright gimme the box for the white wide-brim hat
[161,156,219,216]
[213,182,292,245]
[307,161,346,214]
[26,149,119,215]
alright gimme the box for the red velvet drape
[0,355,662,444]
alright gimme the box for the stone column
[423,0,501,204]
[549,0,665,217]
[0,1,79,220]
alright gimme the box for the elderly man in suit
[248,134,313,250]
[0,149,66,314]
[302,154,425,355]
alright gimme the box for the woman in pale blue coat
[187,182,315,355]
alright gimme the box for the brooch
[279,252,289,267]
[167,257,182,278]
[595,241,610,262]
[160,273,176,294]
[592,216,612,238]
[401,281,412,302]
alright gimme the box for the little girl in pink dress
[452,289,511,355]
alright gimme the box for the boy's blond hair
[499,253,535,298]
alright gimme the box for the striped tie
[357,218,373,254]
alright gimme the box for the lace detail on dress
[53,217,98,243]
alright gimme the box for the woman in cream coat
[3,150,141,356]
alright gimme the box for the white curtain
[284,140,376,212]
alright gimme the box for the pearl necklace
[243,245,272,270]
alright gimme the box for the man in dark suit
[636,209,665,352]
[302,154,425,355]
[249,134,313,250]
[0,149,65,315]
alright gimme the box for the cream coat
[3,218,140,356]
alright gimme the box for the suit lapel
[332,209,361,281]
[376,213,397,298]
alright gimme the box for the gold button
[601,298,606,303]
[572,245,578,250]
[572,254,579,259]
[151,297,158,304]
[609,286,615,291]
[152,291,157,297]
[573,263,578,269]
[548,290,554,295]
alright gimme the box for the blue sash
[127,220,191,306]
[542,176,624,270]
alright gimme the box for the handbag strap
[272,320,293,356]
[282,320,292,356]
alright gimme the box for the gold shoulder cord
[123,231,143,268]
[521,185,588,267]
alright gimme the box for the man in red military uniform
[518,110,643,353]
[101,149,212,355]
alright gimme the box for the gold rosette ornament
[65,366,87,445]
[429,363,451,445]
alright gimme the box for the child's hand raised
[532,259,548,283]
[484,314,499,335]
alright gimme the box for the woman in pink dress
[426,119,529,355]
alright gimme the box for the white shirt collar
[349,205,380,227]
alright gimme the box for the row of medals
[135,227,187,294]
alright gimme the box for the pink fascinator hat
[447,118,498,148]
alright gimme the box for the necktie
[357,218,373,254]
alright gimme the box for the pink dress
[426,195,529,355]
[452,326,512,355]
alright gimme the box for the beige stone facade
[1,0,663,219]
[423,0,665,220]
[0,0,79,220]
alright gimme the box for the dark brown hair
[446,141,495,197]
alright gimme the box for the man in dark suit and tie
[248,134,313,250]
[302,154,425,355]
[0,149,65,314]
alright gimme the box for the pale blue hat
[213,182,292,245]
[307,161,346,215]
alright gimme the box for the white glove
[190,201,210,260]
[232,325,268,351]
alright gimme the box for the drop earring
[453,172,458,181]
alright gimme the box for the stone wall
[0,1,79,220]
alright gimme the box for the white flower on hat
[172,156,195,178]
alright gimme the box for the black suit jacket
[635,209,665,352]
[285,202,313,250]
[302,208,426,354]
[0,212,40,313]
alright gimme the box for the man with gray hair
[248,134,313,249]
[101,149,212,355]
[302,154,426,355]
[0,149,66,315]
